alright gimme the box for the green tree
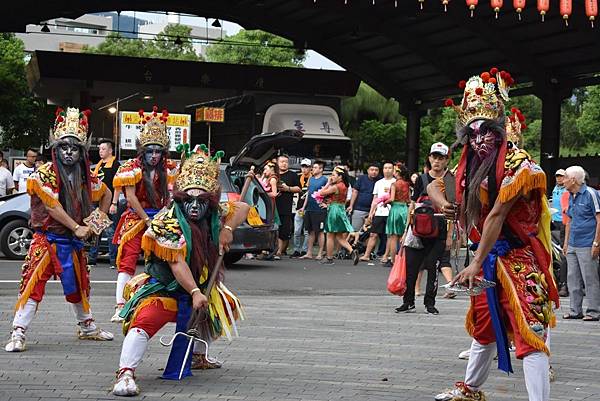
[0,33,50,149]
[84,24,201,61]
[205,30,305,67]
[576,85,600,149]
[353,120,407,167]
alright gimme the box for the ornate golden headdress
[445,68,515,127]
[506,107,527,146]
[175,144,224,193]
[52,107,90,143]
[138,106,169,148]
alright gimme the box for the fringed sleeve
[498,150,547,204]
[90,177,108,202]
[26,162,60,208]
[113,158,142,189]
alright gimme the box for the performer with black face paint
[112,145,249,396]
[5,107,114,353]
[111,107,178,323]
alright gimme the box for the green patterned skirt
[324,202,353,233]
[386,202,408,235]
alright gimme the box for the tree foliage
[205,30,305,67]
[0,33,51,149]
[84,24,201,61]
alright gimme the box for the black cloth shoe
[290,251,302,258]
[351,249,359,266]
[426,306,440,315]
[395,304,415,313]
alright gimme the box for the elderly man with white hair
[562,165,600,321]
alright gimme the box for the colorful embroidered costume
[5,107,114,354]
[113,157,178,276]
[16,162,107,313]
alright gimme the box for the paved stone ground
[0,258,598,401]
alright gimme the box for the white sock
[72,302,97,332]
[523,352,550,401]
[119,328,149,370]
[464,339,496,391]
[116,273,132,305]
[13,299,38,330]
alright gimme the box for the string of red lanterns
[329,0,598,28]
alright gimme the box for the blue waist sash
[471,239,513,374]
[44,232,84,296]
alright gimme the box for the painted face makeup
[182,189,209,222]
[57,138,81,166]
[144,145,163,167]
[468,121,498,159]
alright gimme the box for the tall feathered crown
[506,107,527,146]
[52,107,90,143]
[175,144,224,193]
[138,106,169,148]
[445,68,516,127]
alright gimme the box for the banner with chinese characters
[119,111,191,152]
[195,107,225,123]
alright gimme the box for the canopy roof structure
[4,0,600,176]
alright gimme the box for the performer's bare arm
[124,185,151,226]
[452,196,518,288]
[219,202,250,255]
[109,187,122,215]
[45,204,91,240]
[98,187,112,214]
[169,258,208,310]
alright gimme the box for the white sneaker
[77,321,114,341]
[458,349,470,360]
[111,304,125,323]
[4,328,26,352]
[435,383,486,401]
[112,369,140,396]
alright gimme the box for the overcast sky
[122,11,344,71]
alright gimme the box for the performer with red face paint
[430,70,559,401]
[111,107,178,322]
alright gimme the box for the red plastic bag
[387,246,407,296]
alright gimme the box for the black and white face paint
[144,144,164,167]
[57,137,81,167]
[182,189,209,222]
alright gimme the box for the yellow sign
[195,107,225,123]
[121,112,190,127]
[120,111,191,152]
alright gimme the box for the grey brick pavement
[0,281,599,400]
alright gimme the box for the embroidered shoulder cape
[113,157,178,189]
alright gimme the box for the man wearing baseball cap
[552,168,568,296]
[396,142,455,315]
[291,158,313,257]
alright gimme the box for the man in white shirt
[13,148,38,193]
[360,162,395,263]
[0,159,15,196]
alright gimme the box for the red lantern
[537,0,550,21]
[442,0,450,12]
[586,0,598,27]
[466,0,478,16]
[560,0,572,26]
[491,0,503,18]
[513,0,526,20]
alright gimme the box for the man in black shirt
[275,155,301,259]
[396,142,454,315]
[88,139,121,269]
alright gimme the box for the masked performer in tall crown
[112,144,249,396]
[5,108,114,352]
[431,69,559,401]
[111,107,178,323]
